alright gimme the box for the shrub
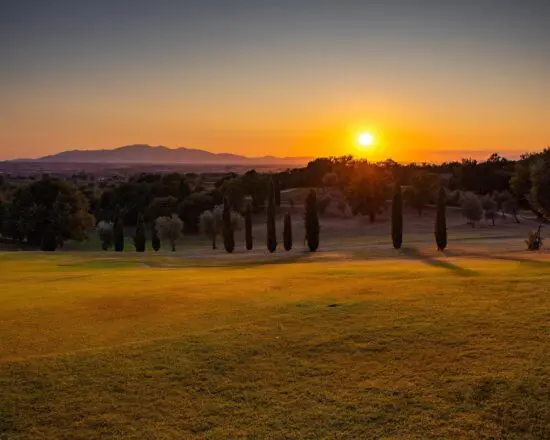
[391,183,403,249]
[305,190,320,251]
[526,226,543,251]
[283,212,292,251]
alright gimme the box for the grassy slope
[1,251,550,439]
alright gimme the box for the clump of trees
[403,171,438,216]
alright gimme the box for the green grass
[1,251,550,439]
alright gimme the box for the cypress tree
[391,183,403,249]
[283,212,292,251]
[222,198,235,253]
[245,204,253,250]
[151,220,161,252]
[267,179,277,253]
[305,190,320,252]
[134,214,146,252]
[113,217,124,252]
[274,176,281,207]
[435,186,447,251]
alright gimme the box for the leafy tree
[113,217,124,252]
[266,179,277,253]
[500,190,520,223]
[97,220,114,251]
[200,204,242,250]
[510,161,531,206]
[460,192,483,227]
[529,159,550,218]
[346,163,389,223]
[283,212,292,251]
[178,192,214,233]
[391,183,403,249]
[134,214,146,252]
[220,178,245,212]
[481,194,498,226]
[435,187,447,251]
[156,214,183,252]
[222,198,235,253]
[305,190,320,252]
[151,221,161,252]
[245,204,253,250]
[404,171,438,216]
[242,170,269,212]
[145,196,178,221]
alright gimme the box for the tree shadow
[400,247,477,277]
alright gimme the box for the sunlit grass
[1,251,550,438]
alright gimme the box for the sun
[357,132,374,149]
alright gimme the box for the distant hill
[28,145,311,165]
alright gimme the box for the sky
[1,0,549,162]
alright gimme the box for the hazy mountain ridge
[31,144,311,165]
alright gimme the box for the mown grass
[1,251,550,439]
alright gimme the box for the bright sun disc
[358,132,374,147]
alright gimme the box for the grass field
[1,243,550,439]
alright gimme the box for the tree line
[1,148,550,252]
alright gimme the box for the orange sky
[1,1,548,162]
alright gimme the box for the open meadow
[1,212,550,439]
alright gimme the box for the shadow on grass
[444,249,550,268]
[401,247,477,277]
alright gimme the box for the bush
[526,226,543,251]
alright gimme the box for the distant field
[1,244,550,439]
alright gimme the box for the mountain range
[24,145,311,165]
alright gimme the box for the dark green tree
[113,217,124,252]
[222,198,235,253]
[283,212,292,251]
[134,214,146,252]
[305,190,320,252]
[245,204,253,251]
[391,183,403,249]
[274,176,281,207]
[435,187,447,251]
[267,179,277,253]
[151,220,161,252]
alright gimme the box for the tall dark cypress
[222,198,235,253]
[267,179,277,253]
[283,212,292,251]
[41,224,57,252]
[391,183,403,249]
[435,186,447,251]
[113,217,124,252]
[134,214,146,252]
[245,204,253,250]
[151,220,161,252]
[305,190,319,252]
[274,176,281,207]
